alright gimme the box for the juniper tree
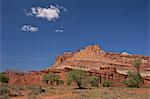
[123,59,143,88]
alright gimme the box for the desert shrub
[133,59,141,73]
[123,71,143,88]
[123,59,143,88]
[43,74,49,84]
[0,73,9,83]
[66,69,89,89]
[88,75,99,87]
[28,86,45,95]
[43,73,61,85]
[58,80,64,85]
[16,86,26,90]
[9,91,20,97]
[0,87,9,95]
[102,80,112,87]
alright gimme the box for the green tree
[88,75,99,87]
[66,69,89,89]
[43,73,61,85]
[0,87,9,95]
[102,80,112,87]
[123,59,143,88]
[0,73,9,83]
[57,80,64,85]
[123,71,143,88]
[133,59,141,74]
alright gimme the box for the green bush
[0,87,9,95]
[66,69,102,88]
[102,80,112,87]
[89,75,99,87]
[133,59,141,74]
[0,73,9,83]
[43,73,63,86]
[123,71,143,88]
[123,59,143,88]
[58,80,64,85]
[66,69,89,89]
[28,86,45,95]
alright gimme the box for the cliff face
[53,44,150,73]
[49,44,150,86]
[5,44,150,86]
[55,52,74,65]
[54,44,103,65]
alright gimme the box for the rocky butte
[5,44,150,86]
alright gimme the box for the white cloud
[54,29,63,33]
[20,25,38,32]
[55,4,67,12]
[27,5,61,21]
[23,9,33,16]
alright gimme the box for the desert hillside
[52,44,150,75]
[4,44,150,86]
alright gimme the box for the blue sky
[1,0,149,71]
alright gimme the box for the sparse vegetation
[88,75,100,87]
[133,59,141,74]
[43,73,62,86]
[0,87,9,95]
[0,60,148,98]
[28,86,45,95]
[8,86,150,99]
[66,69,89,89]
[57,80,64,85]
[123,59,143,88]
[123,71,143,88]
[66,69,100,89]
[0,73,9,83]
[102,80,112,87]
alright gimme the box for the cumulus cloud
[23,9,33,16]
[26,5,62,21]
[55,4,67,12]
[54,29,63,33]
[20,25,38,32]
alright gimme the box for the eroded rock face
[53,44,150,72]
[5,71,44,86]
[82,44,102,54]
[55,52,74,65]
[4,44,150,87]
[54,44,103,66]
[51,44,150,86]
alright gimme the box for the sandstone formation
[53,44,149,73]
[4,44,150,86]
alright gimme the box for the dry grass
[8,86,150,99]
[38,86,150,99]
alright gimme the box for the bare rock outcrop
[53,44,150,72]
[4,44,150,87]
